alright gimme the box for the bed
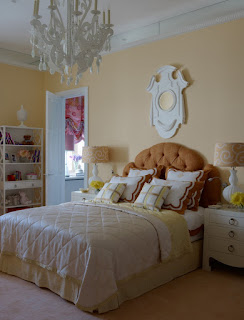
[0,142,221,313]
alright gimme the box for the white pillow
[134,183,170,211]
[95,183,126,203]
[110,175,151,202]
[128,167,161,179]
[166,168,206,182]
[151,178,195,214]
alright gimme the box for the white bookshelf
[0,125,43,215]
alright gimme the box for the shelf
[0,125,43,130]
[4,162,41,165]
[2,145,42,148]
[6,203,42,209]
[1,180,42,190]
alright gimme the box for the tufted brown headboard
[123,142,221,207]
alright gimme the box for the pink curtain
[65,96,84,144]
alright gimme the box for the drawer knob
[228,245,234,253]
[228,231,235,238]
[229,218,236,225]
[14,184,17,188]
[32,183,34,187]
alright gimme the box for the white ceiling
[0,0,243,67]
[0,0,231,53]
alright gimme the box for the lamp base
[223,168,242,202]
[88,175,103,185]
[223,185,242,202]
[88,163,103,185]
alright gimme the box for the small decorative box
[26,173,37,180]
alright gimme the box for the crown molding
[0,48,39,70]
[110,0,244,53]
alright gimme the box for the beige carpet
[0,265,243,320]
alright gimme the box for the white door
[46,91,65,205]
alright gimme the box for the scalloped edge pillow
[151,178,201,214]
[165,167,209,210]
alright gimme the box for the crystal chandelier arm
[53,1,66,35]
[78,0,93,25]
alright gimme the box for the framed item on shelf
[5,153,9,162]
[11,154,16,162]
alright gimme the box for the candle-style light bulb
[108,9,110,24]
[94,0,97,11]
[75,0,78,11]
[36,0,40,15]
[103,11,105,24]
[33,0,37,16]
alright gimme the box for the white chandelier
[30,0,114,85]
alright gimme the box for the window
[65,140,84,176]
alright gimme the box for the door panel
[46,91,65,205]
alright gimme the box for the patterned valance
[65,96,84,144]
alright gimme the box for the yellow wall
[0,63,45,128]
[44,18,244,188]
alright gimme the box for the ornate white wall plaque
[147,65,189,139]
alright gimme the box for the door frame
[56,87,89,188]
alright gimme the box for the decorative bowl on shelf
[26,173,37,180]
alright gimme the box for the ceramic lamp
[214,142,244,202]
[82,146,109,184]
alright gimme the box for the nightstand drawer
[208,225,244,242]
[208,237,244,257]
[71,191,96,201]
[209,212,244,228]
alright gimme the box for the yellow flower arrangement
[90,180,104,191]
[230,192,244,208]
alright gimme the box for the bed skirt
[0,240,202,313]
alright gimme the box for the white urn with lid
[17,105,27,127]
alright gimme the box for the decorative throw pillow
[128,166,163,181]
[110,175,151,202]
[151,178,197,214]
[133,183,170,211]
[95,183,126,203]
[165,167,209,210]
[165,167,209,183]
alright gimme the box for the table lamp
[82,146,109,184]
[214,142,244,202]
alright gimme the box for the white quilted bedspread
[0,202,171,309]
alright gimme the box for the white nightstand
[71,191,96,202]
[203,206,244,271]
